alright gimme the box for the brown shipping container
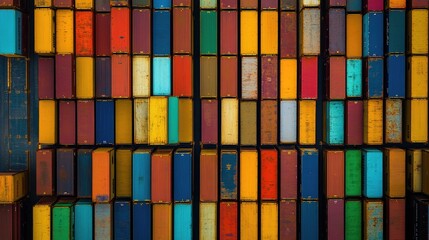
[132,9,151,55]
[201,99,218,145]
[220,56,238,97]
[262,0,277,9]
[280,12,297,58]
[261,100,278,145]
[200,57,217,98]
[0,202,21,240]
[240,0,258,9]
[200,150,218,201]
[240,101,257,146]
[326,57,346,99]
[153,204,172,240]
[55,54,75,99]
[151,150,172,203]
[111,54,131,98]
[346,101,363,145]
[77,100,95,145]
[220,11,238,55]
[385,99,402,143]
[221,0,237,9]
[280,201,297,239]
[59,101,76,145]
[36,149,55,196]
[385,148,406,198]
[328,0,346,6]
[410,0,429,8]
[75,11,94,56]
[54,0,73,7]
[220,202,238,239]
[111,0,128,6]
[173,8,192,54]
[95,13,110,56]
[38,57,55,99]
[173,0,192,7]
[111,8,130,54]
[328,8,345,55]
[386,198,405,240]
[261,56,278,99]
[280,149,297,199]
[324,150,345,198]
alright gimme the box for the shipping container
[132,56,150,97]
[261,0,277,8]
[407,149,422,193]
[408,56,428,98]
[179,99,193,143]
[200,149,218,201]
[221,98,238,145]
[220,202,238,239]
[200,56,217,98]
[346,14,362,58]
[115,149,132,198]
[345,150,361,197]
[114,201,130,240]
[55,54,74,99]
[200,203,217,240]
[261,56,278,99]
[96,13,110,56]
[423,150,429,195]
[154,0,171,8]
[36,149,54,196]
[201,99,218,144]
[173,55,193,97]
[346,101,363,145]
[364,200,383,240]
[240,101,257,145]
[345,200,362,240]
[152,150,172,203]
[299,8,320,55]
[76,57,94,99]
[240,10,258,55]
[363,100,383,145]
[0,10,22,56]
[220,56,238,97]
[347,0,361,12]
[327,199,344,240]
[409,0,429,8]
[33,198,56,240]
[346,59,362,97]
[153,10,170,56]
[34,8,55,54]
[241,0,258,8]
[323,101,344,145]
[92,148,115,202]
[386,0,405,8]
[363,12,383,57]
[153,57,171,96]
[280,201,296,239]
[241,57,258,99]
[111,0,129,6]
[1,0,22,8]
[300,0,320,8]
[280,149,297,199]
[240,202,258,240]
[328,8,345,55]
[387,10,405,54]
[261,149,278,200]
[134,99,149,144]
[301,201,319,240]
[133,202,151,240]
[220,11,238,55]
[75,11,93,56]
[261,11,278,54]
[95,0,109,11]
[95,100,114,145]
[168,97,179,144]
[261,203,278,239]
[94,203,112,240]
[173,0,191,7]
[280,59,297,99]
[261,100,277,145]
[132,149,151,202]
[153,204,172,240]
[221,150,238,200]
[111,8,129,53]
[301,148,318,199]
[56,9,74,54]
[174,149,192,202]
[326,57,346,99]
[75,200,93,240]
[386,198,405,240]
[280,12,297,58]
[0,171,27,202]
[39,100,57,144]
[385,99,402,143]
[200,11,217,54]
[364,58,383,98]
[300,57,318,99]
[53,0,72,7]
[77,149,92,198]
[174,204,192,239]
[364,0,383,11]
[77,100,95,145]
[386,55,405,98]
[38,58,54,99]
[406,99,428,143]
[324,150,344,198]
[280,100,297,143]
[56,148,75,196]
[299,100,316,145]
[363,149,383,198]
[115,100,132,144]
[132,9,151,55]
[281,0,296,9]
[221,0,237,8]
[409,9,428,54]
[75,0,93,9]
[149,97,168,145]
[111,54,131,98]
[96,57,111,98]
[52,200,74,240]
[240,149,258,201]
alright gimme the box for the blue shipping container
[386,55,405,98]
[363,149,383,198]
[365,58,383,98]
[168,97,179,144]
[364,201,383,240]
[96,100,114,145]
[132,149,151,202]
[77,149,92,198]
[363,12,384,57]
[153,0,171,9]
[153,57,171,96]
[324,101,344,145]
[0,10,22,55]
[75,200,93,240]
[133,202,151,240]
[56,148,75,196]
[10,58,26,91]
[346,0,361,12]
[301,149,319,200]
[386,10,405,54]
[346,59,362,97]
[301,201,319,240]
[95,203,112,240]
[96,57,112,98]
[221,150,238,200]
[114,201,131,240]
[174,203,192,240]
[174,149,192,202]
[153,10,171,56]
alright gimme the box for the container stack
[199,149,217,239]
[344,149,362,239]
[219,149,238,238]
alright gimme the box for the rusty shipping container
[261,56,278,99]
[261,100,277,145]
[59,101,76,145]
[327,199,344,240]
[386,198,406,240]
[200,150,218,202]
[280,11,297,58]
[407,149,422,193]
[385,148,406,198]
[38,57,55,99]
[220,56,238,97]
[111,8,130,53]
[201,99,218,145]
[280,148,297,199]
[327,8,345,55]
[326,57,346,99]
[77,100,94,145]
[300,8,320,55]
[363,100,383,145]
[75,11,93,56]
[364,200,383,239]
[280,200,297,239]
[220,202,238,239]
[385,99,402,143]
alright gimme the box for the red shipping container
[200,150,218,201]
[261,100,278,145]
[201,99,218,144]
[96,13,111,56]
[346,101,363,145]
[36,149,55,196]
[151,150,172,203]
[132,9,151,55]
[410,0,429,8]
[220,11,238,55]
[327,199,344,240]
[111,54,131,98]
[54,0,73,8]
[110,0,128,6]
[0,0,21,8]
[77,100,95,145]
[280,148,297,199]
[241,0,258,8]
[387,198,405,240]
[261,0,278,9]
[300,56,318,99]
[173,0,191,7]
[0,202,21,240]
[220,0,237,9]
[280,12,297,58]
[111,8,130,54]
[261,55,278,99]
[220,56,238,97]
[324,150,345,198]
[173,8,192,54]
[220,202,238,240]
[59,101,76,145]
[280,201,297,240]
[38,57,55,99]
[55,54,75,99]
[173,55,193,97]
[326,57,346,99]
[364,0,383,11]
[75,11,94,56]
[261,148,278,200]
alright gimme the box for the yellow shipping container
[153,204,172,240]
[240,202,258,240]
[387,0,406,8]
[179,98,193,143]
[407,149,422,193]
[261,202,278,240]
[39,100,57,144]
[75,0,93,9]
[409,9,428,54]
[240,149,258,201]
[300,0,320,8]
[200,203,217,240]
[34,8,55,54]
[280,59,297,99]
[364,100,383,145]
[406,99,428,143]
[261,11,278,55]
[115,149,132,198]
[35,0,52,7]
[115,99,132,144]
[76,57,94,99]
[133,56,151,97]
[221,98,239,145]
[408,56,428,98]
[149,97,168,145]
[346,14,362,58]
[0,171,27,202]
[299,100,316,145]
[134,98,149,144]
[33,198,55,240]
[241,10,258,55]
[56,9,74,54]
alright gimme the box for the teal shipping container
[174,203,192,239]
[153,57,171,95]
[0,9,22,55]
[386,10,405,54]
[75,200,93,240]
[364,201,383,240]
[53,200,74,240]
[168,97,179,144]
[345,150,362,197]
[77,149,92,198]
[346,0,361,12]
[132,149,151,202]
[95,203,112,240]
[346,59,362,97]
[345,200,362,240]
[324,101,344,145]
[363,149,383,198]
[200,11,217,55]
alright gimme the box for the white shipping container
[134,98,149,144]
[133,56,151,97]
[241,57,258,99]
[280,100,297,143]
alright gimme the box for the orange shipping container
[92,148,115,203]
[111,8,130,53]
[324,150,344,198]
[153,204,172,240]
[111,54,131,98]
[75,11,94,56]
[384,148,406,198]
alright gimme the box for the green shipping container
[53,202,74,240]
[168,97,179,144]
[346,150,361,196]
[345,200,362,240]
[200,11,217,55]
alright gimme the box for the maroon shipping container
[220,11,238,55]
[387,198,405,240]
[36,149,55,196]
[220,56,238,97]
[410,0,429,8]
[364,0,383,11]
[326,57,346,99]
[59,101,76,145]
[110,0,128,6]
[261,0,277,9]
[95,0,110,12]
[261,100,278,145]
[327,0,346,6]
[111,8,130,54]
[220,0,237,9]
[200,150,218,201]
[328,8,345,55]
[173,0,191,7]
[75,11,94,56]
[280,148,297,199]
[280,201,297,240]
[201,99,218,145]
[95,13,111,56]
[0,202,21,240]
[55,54,75,99]
[132,9,151,55]
[54,0,73,8]
[346,101,363,145]
[261,149,278,200]
[327,199,344,240]
[77,100,95,145]
[261,56,278,99]
[300,56,318,99]
[240,0,258,9]
[324,150,345,198]
[111,54,131,98]
[38,57,55,99]
[220,202,238,239]
[0,0,21,8]
[173,8,192,54]
[280,12,297,58]
[151,150,172,203]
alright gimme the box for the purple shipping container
[327,199,344,239]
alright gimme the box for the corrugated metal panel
[200,11,217,54]
[346,14,362,58]
[200,56,217,98]
[347,0,361,12]
[132,150,151,202]
[261,56,278,99]
[363,12,383,57]
[52,201,74,240]
[153,204,172,240]
[281,0,296,10]
[280,149,297,199]
[422,150,429,195]
[387,10,405,54]
[38,57,54,99]
[385,99,402,143]
[280,12,297,58]
[153,57,171,96]
[346,59,362,97]
[221,0,237,9]
[365,58,383,98]
[132,56,150,97]
[200,203,216,240]
[323,101,344,145]
[75,200,92,240]
[220,56,238,97]
[115,149,132,198]
[406,99,428,143]
[221,98,238,145]
[328,8,345,55]
[220,11,238,55]
[408,56,428,98]
[326,57,346,99]
[173,204,192,239]
[364,200,383,240]
[280,200,296,239]
[363,100,383,145]
[132,9,151,55]
[114,201,131,240]
[327,199,344,239]
[345,200,362,240]
[300,57,318,99]
[240,10,258,55]
[111,54,131,98]
[36,149,54,196]
[33,198,55,240]
[134,99,149,144]
[220,150,238,200]
[346,101,363,145]
[200,150,218,202]
[364,0,383,11]
[77,149,92,198]
[241,57,258,99]
[179,99,193,143]
[261,203,278,239]
[201,99,218,144]
[111,8,130,53]
[261,149,278,200]
[280,100,297,143]
[345,150,361,197]
[75,0,93,9]
[299,100,316,145]
[95,57,111,98]
[240,101,257,145]
[173,149,192,202]
[299,8,320,55]
[38,100,57,145]
[154,0,171,8]
[132,0,150,7]
[95,13,110,56]
[149,97,168,145]
[407,150,422,193]
[280,59,297,99]
[153,10,170,55]
[133,202,151,240]
[324,150,344,198]
[240,149,258,201]
[56,148,75,196]
[300,0,320,8]
[240,202,258,240]
[35,0,52,7]
[151,150,172,203]
[75,11,93,56]
[95,100,114,145]
[301,149,318,200]
[173,55,193,97]
[200,0,216,8]
[76,57,94,99]
[220,202,238,239]
[0,10,22,56]
[386,55,405,98]
[409,9,428,54]
[92,148,114,202]
[363,149,383,198]
[260,100,278,145]
[301,201,319,239]
[261,11,278,54]
[34,8,55,54]
[77,100,95,145]
[115,100,132,144]
[386,198,406,240]
[0,171,27,202]
[55,54,74,99]
[94,203,112,240]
